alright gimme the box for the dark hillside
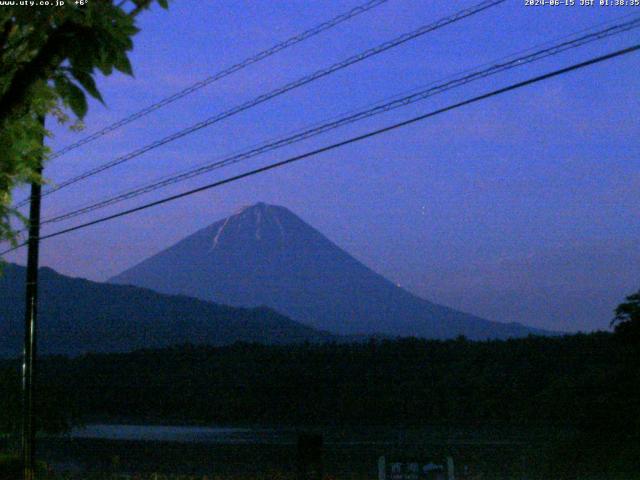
[0,263,334,356]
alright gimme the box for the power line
[38,16,640,226]
[46,0,391,161]
[3,43,638,256]
[16,0,506,208]
[44,11,639,220]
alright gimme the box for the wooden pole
[21,115,44,480]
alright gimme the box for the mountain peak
[212,202,290,248]
[111,204,552,340]
[232,202,292,220]
[236,201,270,213]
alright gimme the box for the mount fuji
[110,203,551,339]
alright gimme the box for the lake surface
[39,424,567,478]
[69,424,294,444]
[68,423,542,445]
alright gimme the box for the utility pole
[22,115,44,480]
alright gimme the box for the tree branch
[0,22,91,123]
[0,19,13,52]
[128,0,153,18]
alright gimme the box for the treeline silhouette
[1,332,637,432]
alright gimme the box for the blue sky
[6,0,640,332]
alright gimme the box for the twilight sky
[5,0,640,332]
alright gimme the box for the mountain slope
[111,203,551,339]
[0,263,334,357]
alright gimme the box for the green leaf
[113,52,133,76]
[55,75,88,118]
[66,81,88,118]
[71,68,104,104]
[0,0,169,244]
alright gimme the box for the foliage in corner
[611,289,640,343]
[0,0,169,250]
